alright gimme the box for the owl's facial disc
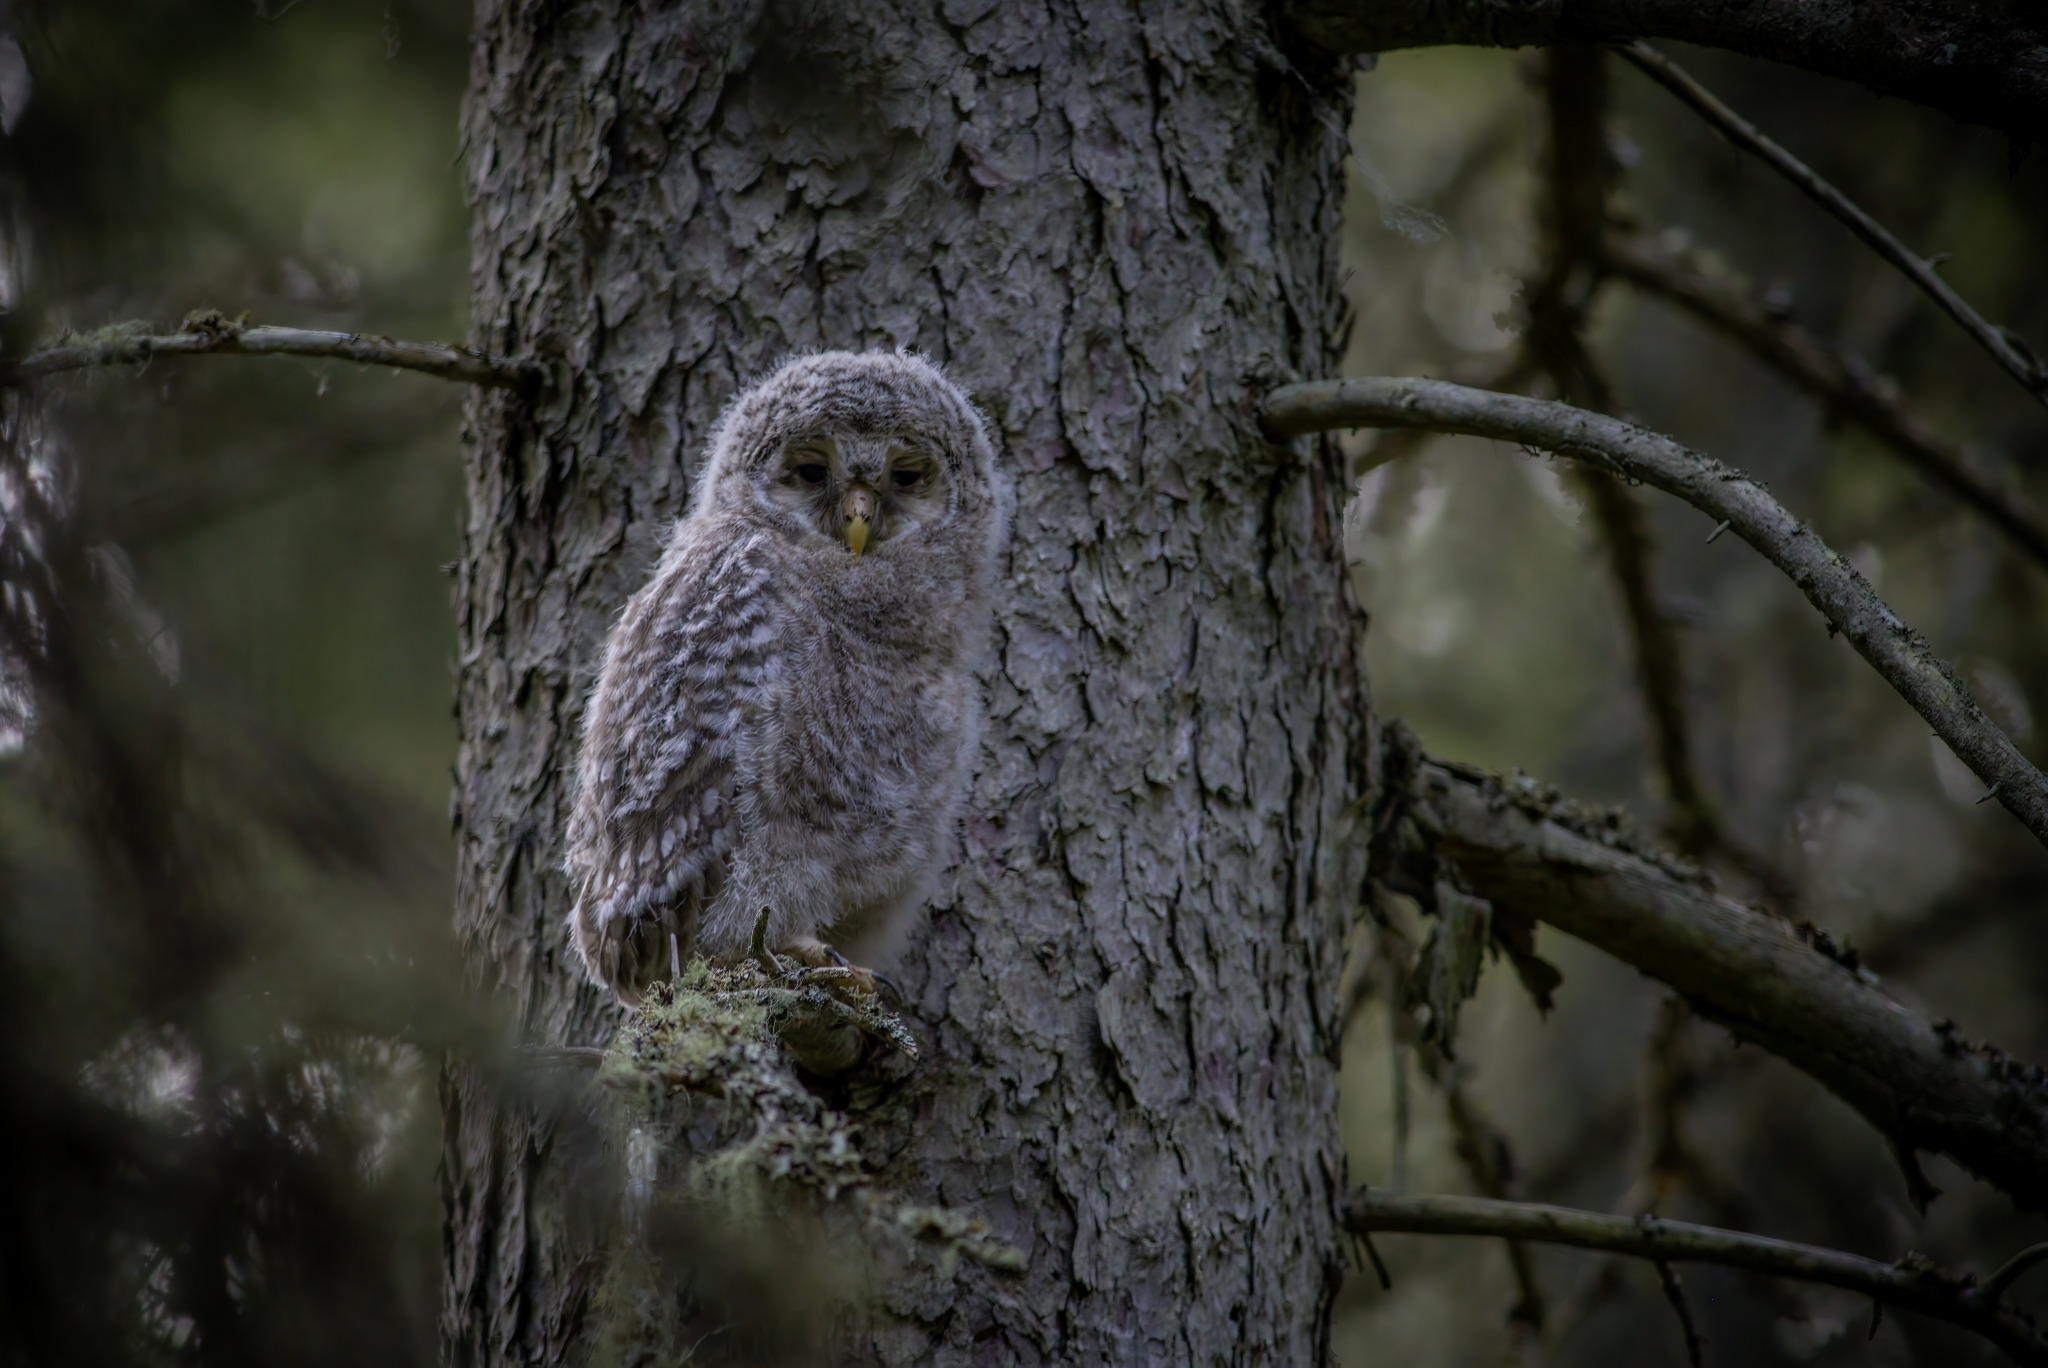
[769,432,947,554]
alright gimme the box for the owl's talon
[777,939,894,1004]
[820,944,899,1006]
[870,970,904,1008]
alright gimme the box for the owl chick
[565,351,1008,1005]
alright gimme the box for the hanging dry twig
[1267,376,2048,847]
[1341,1190,2048,1365]
[1613,41,2047,407]
[0,311,542,391]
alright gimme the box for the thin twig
[1342,1190,2048,1364]
[1654,1260,1706,1368]
[1388,1031,1411,1194]
[1987,1244,2048,1307]
[1604,232,2048,571]
[1357,1231,1393,1290]
[0,313,542,391]
[1613,41,2047,407]
[1267,377,2048,848]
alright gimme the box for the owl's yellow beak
[842,486,878,556]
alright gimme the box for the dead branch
[1613,42,2047,408]
[1277,0,2047,148]
[1341,1190,2048,1364]
[1602,231,2048,570]
[1265,376,2048,848]
[0,313,541,391]
[1372,739,2048,1214]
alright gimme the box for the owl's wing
[565,529,781,1003]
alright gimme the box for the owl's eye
[891,467,929,491]
[793,463,828,487]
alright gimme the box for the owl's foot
[781,937,901,1007]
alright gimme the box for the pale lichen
[583,959,1023,1363]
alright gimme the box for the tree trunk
[442,3,1369,1362]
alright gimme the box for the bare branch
[1602,232,2048,571]
[1341,1190,2048,1364]
[1373,742,2048,1213]
[0,314,542,391]
[1267,376,2048,848]
[1613,42,2048,408]
[1277,0,2048,148]
[1348,351,1537,480]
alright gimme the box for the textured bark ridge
[444,3,1369,1362]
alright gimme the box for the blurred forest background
[2,2,2045,1365]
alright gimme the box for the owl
[564,350,1009,1005]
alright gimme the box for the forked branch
[0,313,542,391]
[1342,1190,2048,1364]
[1265,376,2048,848]
[1614,42,2047,408]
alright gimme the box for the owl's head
[692,350,1004,567]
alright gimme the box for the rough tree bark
[442,3,1368,1363]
